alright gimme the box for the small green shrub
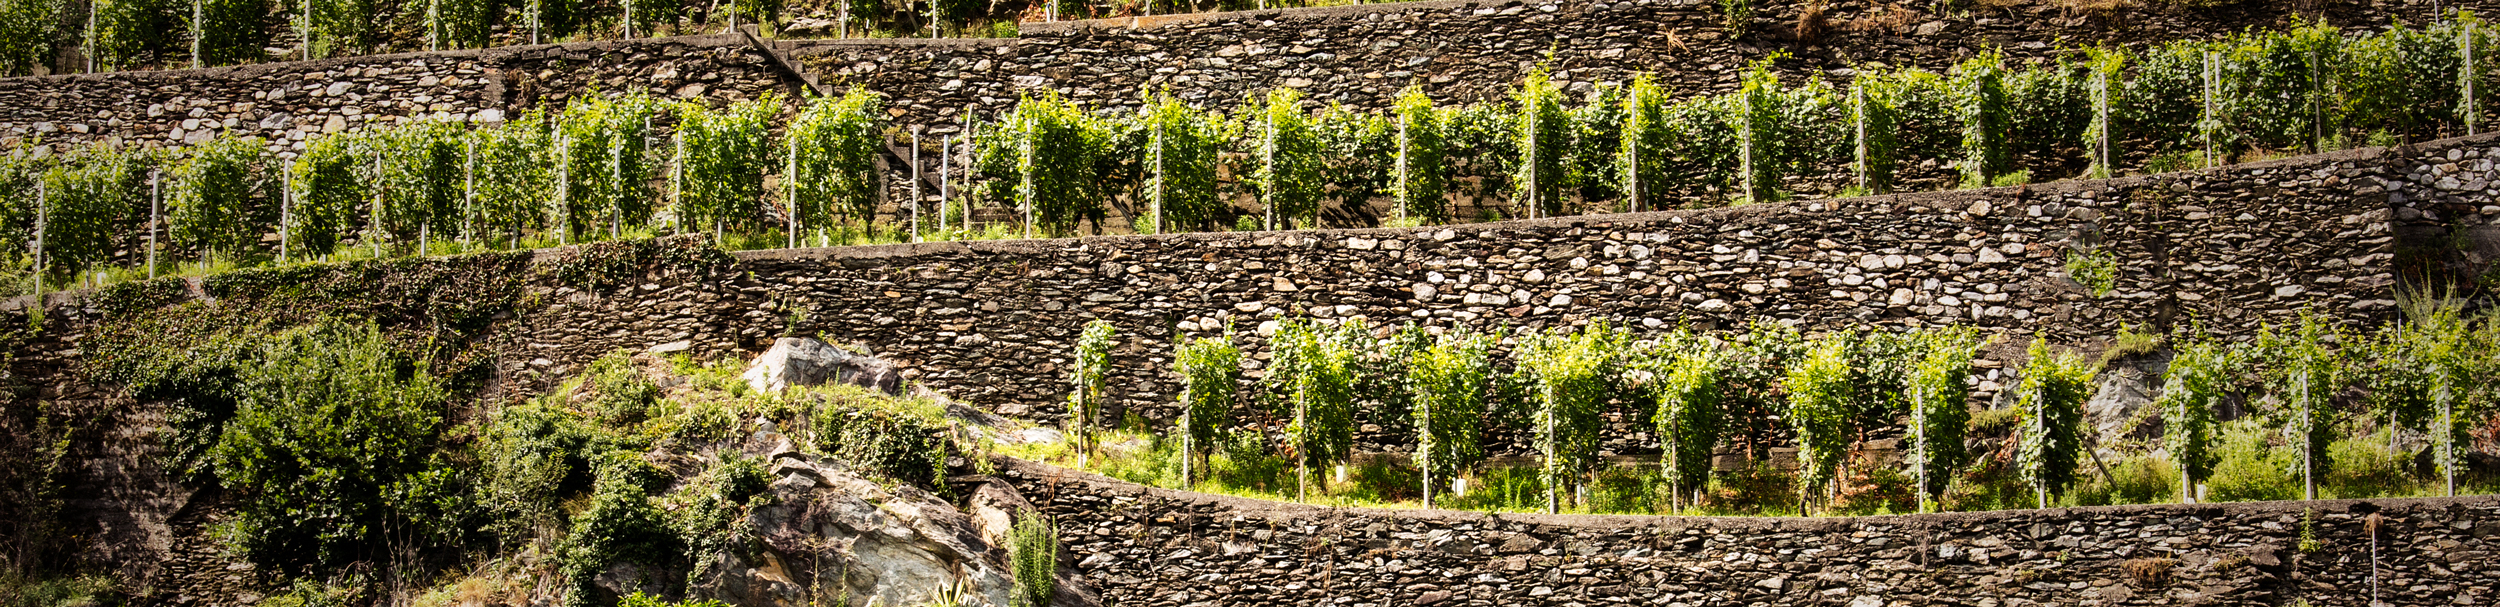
[2066,249,2119,297]
[258,578,361,607]
[1704,461,1797,516]
[2071,455,2179,506]
[480,403,611,543]
[2144,151,2201,173]
[1718,0,1754,38]
[584,351,660,426]
[1835,456,1918,515]
[1210,433,1293,495]
[1589,466,1663,514]
[2208,422,2299,503]
[0,572,120,607]
[561,457,683,606]
[1008,512,1057,607]
[2325,432,2416,499]
[809,398,950,491]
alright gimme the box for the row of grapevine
[8,0,1438,77]
[1141,309,2499,513]
[0,88,888,285]
[12,17,2500,280]
[3,0,752,74]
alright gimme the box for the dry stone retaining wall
[991,457,2500,607]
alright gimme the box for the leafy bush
[1245,88,1324,230]
[1066,319,1116,456]
[561,454,682,606]
[36,147,138,280]
[2159,340,2230,500]
[1511,68,1571,218]
[808,396,950,491]
[1703,460,1796,516]
[467,112,554,246]
[1267,318,1354,499]
[1907,328,1977,505]
[1834,453,1917,515]
[1588,466,1661,515]
[675,93,781,237]
[584,351,659,426]
[1390,85,1451,223]
[287,132,369,259]
[2324,432,2415,499]
[2065,248,2118,297]
[206,320,458,572]
[1641,333,1723,511]
[480,403,614,544]
[553,94,664,242]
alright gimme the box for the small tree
[1389,85,1449,224]
[166,132,269,261]
[1906,328,1977,510]
[1066,319,1116,464]
[790,87,885,234]
[1617,73,1673,212]
[1008,511,1058,607]
[1516,322,1623,513]
[1140,90,1224,232]
[1511,68,1570,219]
[467,112,554,247]
[1952,50,2014,187]
[1009,92,1110,237]
[2158,339,2228,503]
[1408,326,1491,507]
[1172,329,1240,488]
[1784,332,1853,513]
[1270,318,1354,501]
[674,93,780,239]
[1247,88,1323,230]
[2016,337,2096,508]
[1644,333,1723,514]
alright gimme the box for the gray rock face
[741,337,901,395]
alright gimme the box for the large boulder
[742,337,902,395]
[694,458,1096,607]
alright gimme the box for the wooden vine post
[462,137,474,247]
[2466,22,2480,136]
[911,128,922,242]
[1262,107,1276,231]
[1394,107,1409,224]
[1020,112,1035,240]
[1151,117,1164,234]
[785,125,798,249]
[147,170,158,279]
